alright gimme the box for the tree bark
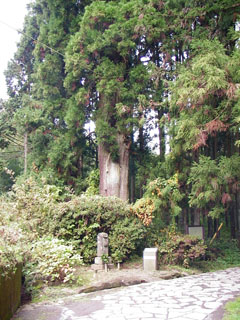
[99,133,129,201]
[129,153,135,203]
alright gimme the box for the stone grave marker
[188,226,204,240]
[91,232,113,271]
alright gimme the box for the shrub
[10,177,65,239]
[85,169,100,195]
[52,195,147,263]
[109,217,147,263]
[0,232,22,277]
[156,227,207,268]
[23,236,83,291]
[132,174,183,228]
[0,212,24,276]
[1,178,146,270]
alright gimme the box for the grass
[30,265,93,303]
[223,297,240,320]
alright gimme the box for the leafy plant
[0,226,23,277]
[188,155,240,219]
[0,206,24,276]
[53,195,147,263]
[132,173,183,227]
[101,254,109,264]
[111,249,125,264]
[85,169,100,196]
[156,227,207,268]
[224,297,240,320]
[23,236,83,292]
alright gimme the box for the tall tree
[65,0,157,200]
[4,0,95,191]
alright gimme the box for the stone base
[94,257,104,265]
[91,264,104,271]
[91,263,115,271]
[91,256,114,271]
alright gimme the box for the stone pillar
[97,232,109,257]
[143,248,158,271]
[92,233,113,270]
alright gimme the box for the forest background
[1,0,240,290]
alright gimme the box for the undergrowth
[223,297,240,320]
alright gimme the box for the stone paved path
[13,267,240,320]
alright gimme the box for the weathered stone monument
[95,232,109,265]
[92,232,113,271]
[143,248,158,271]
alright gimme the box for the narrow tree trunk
[129,153,135,203]
[99,133,129,201]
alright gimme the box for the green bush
[52,195,147,263]
[0,211,23,277]
[23,236,83,291]
[4,178,146,264]
[156,228,207,268]
[85,169,100,196]
[11,177,64,239]
[109,217,147,263]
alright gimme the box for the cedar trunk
[99,133,129,201]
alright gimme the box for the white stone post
[143,248,158,271]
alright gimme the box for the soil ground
[28,260,200,304]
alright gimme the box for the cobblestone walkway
[13,267,240,320]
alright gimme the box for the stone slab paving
[12,267,240,320]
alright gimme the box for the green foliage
[109,217,146,262]
[224,297,240,320]
[133,173,183,227]
[190,236,240,275]
[206,239,240,271]
[188,155,240,218]
[188,156,223,216]
[53,195,147,263]
[85,169,100,195]
[64,0,154,163]
[23,236,83,291]
[156,227,207,268]
[2,177,146,265]
[132,197,155,226]
[0,194,25,276]
[146,173,183,217]
[101,254,109,264]
[11,177,64,238]
[0,224,23,277]
[169,39,240,154]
